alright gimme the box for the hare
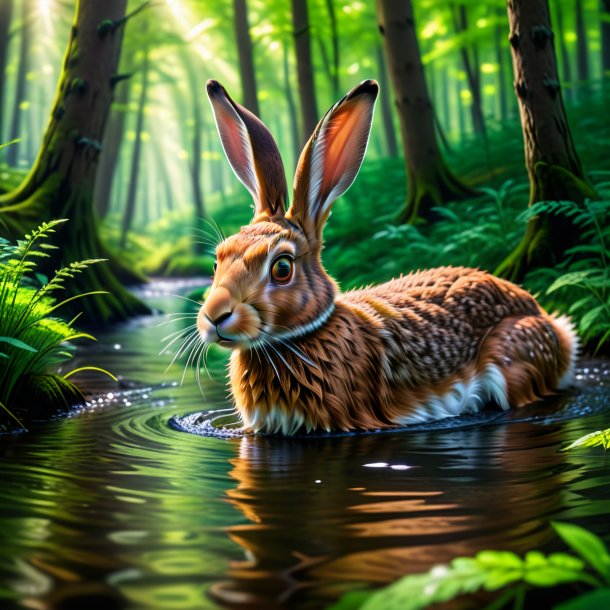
[197,78,578,435]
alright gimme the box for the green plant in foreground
[330,522,610,610]
[563,428,610,451]
[0,219,115,431]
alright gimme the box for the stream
[0,279,609,610]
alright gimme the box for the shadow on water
[0,279,609,610]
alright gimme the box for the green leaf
[552,522,610,583]
[579,306,608,333]
[547,271,595,293]
[0,337,38,352]
[563,429,610,451]
[555,589,610,610]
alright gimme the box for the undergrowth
[0,220,114,432]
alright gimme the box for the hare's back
[339,267,542,384]
[350,266,539,329]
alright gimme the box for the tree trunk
[120,49,148,249]
[291,0,318,145]
[376,44,398,157]
[0,0,14,143]
[495,7,509,121]
[554,0,574,101]
[0,0,150,323]
[452,4,486,136]
[496,0,598,282]
[575,0,589,84]
[376,0,475,224]
[233,0,259,116]
[325,0,339,98]
[183,52,207,253]
[283,43,301,167]
[439,63,451,134]
[95,76,130,218]
[7,0,29,166]
[603,0,610,78]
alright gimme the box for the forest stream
[0,279,609,610]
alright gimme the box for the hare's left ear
[287,80,378,242]
[207,80,287,220]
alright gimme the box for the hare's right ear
[287,80,378,243]
[206,80,287,220]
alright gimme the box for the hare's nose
[203,286,233,325]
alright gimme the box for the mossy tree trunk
[291,0,319,145]
[0,0,150,323]
[376,0,475,224]
[496,0,598,283]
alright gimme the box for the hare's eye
[213,261,218,273]
[270,256,294,284]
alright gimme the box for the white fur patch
[272,302,336,342]
[246,405,307,435]
[394,365,509,424]
[552,314,580,389]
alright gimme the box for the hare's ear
[206,80,287,220]
[287,80,378,241]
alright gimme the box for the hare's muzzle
[197,286,261,348]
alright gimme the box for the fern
[526,199,610,352]
[0,221,113,432]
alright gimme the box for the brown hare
[197,78,578,435]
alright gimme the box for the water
[1,279,609,610]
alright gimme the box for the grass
[0,219,114,432]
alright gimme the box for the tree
[121,47,149,248]
[291,0,319,144]
[7,0,29,166]
[183,50,207,251]
[575,0,589,86]
[603,0,610,79]
[376,43,398,157]
[0,0,13,143]
[0,0,150,322]
[496,0,598,282]
[376,0,474,224]
[95,76,130,218]
[554,0,574,101]
[233,0,259,116]
[495,5,510,122]
[451,3,486,136]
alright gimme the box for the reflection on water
[0,280,609,610]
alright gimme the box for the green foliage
[563,428,610,451]
[329,522,610,610]
[525,196,610,352]
[0,220,111,431]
